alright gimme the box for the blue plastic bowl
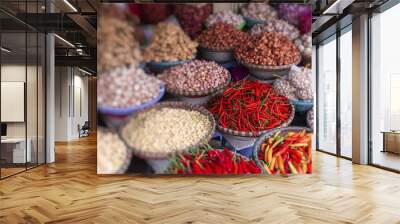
[290,99,314,114]
[243,16,267,28]
[98,85,165,116]
[147,60,187,73]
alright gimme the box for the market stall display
[235,32,301,80]
[120,102,215,159]
[205,10,245,29]
[273,66,313,113]
[240,3,278,27]
[249,19,300,40]
[174,3,213,38]
[168,146,261,174]
[197,23,249,63]
[98,15,142,72]
[97,66,164,116]
[159,60,230,96]
[143,22,198,72]
[208,80,295,137]
[253,127,312,174]
[97,3,314,175]
[97,128,131,174]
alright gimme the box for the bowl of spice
[197,23,249,63]
[235,32,301,80]
[253,126,312,175]
[240,3,278,27]
[167,146,262,174]
[249,19,300,41]
[97,66,165,116]
[205,10,245,30]
[158,60,231,97]
[120,101,216,159]
[143,22,198,73]
[97,128,132,174]
[207,80,295,137]
[273,66,313,113]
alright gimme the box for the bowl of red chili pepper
[253,126,312,175]
[207,80,295,137]
[167,145,262,174]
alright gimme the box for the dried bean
[235,32,301,66]
[205,10,244,28]
[122,107,212,153]
[241,3,278,21]
[250,19,300,40]
[97,128,129,174]
[143,22,198,62]
[159,60,229,93]
[197,23,249,51]
[98,66,163,109]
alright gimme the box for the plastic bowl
[199,47,234,63]
[98,84,165,116]
[243,16,267,28]
[290,99,314,114]
[252,126,312,174]
[147,60,188,73]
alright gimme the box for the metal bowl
[147,60,188,73]
[199,47,234,63]
[236,57,301,81]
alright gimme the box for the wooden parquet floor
[1,134,400,224]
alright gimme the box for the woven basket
[159,71,231,97]
[119,101,216,160]
[215,103,295,137]
[252,126,312,174]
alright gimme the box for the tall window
[339,28,352,158]
[317,36,337,154]
[371,3,400,171]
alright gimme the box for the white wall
[54,66,89,141]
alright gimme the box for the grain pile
[121,107,212,154]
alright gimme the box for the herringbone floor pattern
[1,135,400,224]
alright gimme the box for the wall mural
[97,3,314,175]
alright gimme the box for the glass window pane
[371,4,400,171]
[340,28,352,158]
[318,37,337,154]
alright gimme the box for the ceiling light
[1,47,11,53]
[78,67,92,76]
[54,34,75,48]
[323,0,341,14]
[63,0,78,12]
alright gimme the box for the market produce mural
[97,3,313,175]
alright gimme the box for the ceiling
[0,0,97,74]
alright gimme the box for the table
[1,138,31,163]
[381,131,400,154]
